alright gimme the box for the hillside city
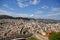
[0,19,60,40]
[0,0,60,40]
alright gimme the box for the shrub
[49,32,60,40]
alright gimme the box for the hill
[0,15,60,23]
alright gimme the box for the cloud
[3,4,9,8]
[10,8,14,10]
[17,0,40,8]
[39,11,60,20]
[15,14,29,17]
[41,5,49,9]
[0,9,35,17]
[0,9,60,20]
[52,8,60,12]
[39,7,60,20]
[17,0,28,8]
[47,7,60,17]
[35,10,43,14]
[30,14,34,17]
[0,9,12,15]
[30,0,40,5]
[47,13,60,17]
[2,4,14,11]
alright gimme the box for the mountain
[0,15,60,23]
[37,19,60,23]
[0,15,33,20]
[0,15,14,19]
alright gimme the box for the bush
[49,32,60,40]
[27,37,37,40]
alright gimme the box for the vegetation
[0,15,34,20]
[49,32,60,40]
[27,36,37,40]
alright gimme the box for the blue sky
[0,0,60,20]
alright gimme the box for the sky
[0,0,60,20]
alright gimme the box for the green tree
[49,32,60,40]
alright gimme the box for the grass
[27,36,37,40]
